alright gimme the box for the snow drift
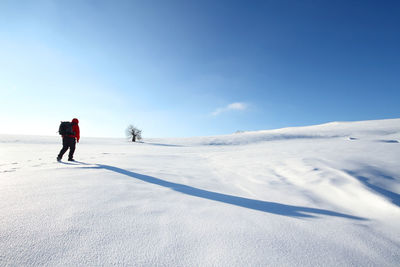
[1,118,400,266]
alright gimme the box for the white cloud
[212,102,248,116]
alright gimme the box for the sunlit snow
[1,119,399,266]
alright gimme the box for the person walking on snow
[57,118,80,161]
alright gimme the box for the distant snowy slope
[1,118,400,266]
[146,118,400,146]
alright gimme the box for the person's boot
[68,158,75,162]
[57,156,62,161]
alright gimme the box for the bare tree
[126,125,142,142]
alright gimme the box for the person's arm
[75,125,80,142]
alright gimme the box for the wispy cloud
[212,102,248,116]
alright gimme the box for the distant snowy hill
[1,118,400,266]
[146,118,400,146]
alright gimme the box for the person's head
[72,118,79,124]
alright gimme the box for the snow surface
[1,118,400,266]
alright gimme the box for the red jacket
[68,118,80,142]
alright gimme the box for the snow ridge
[1,118,400,266]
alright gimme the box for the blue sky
[1,0,399,138]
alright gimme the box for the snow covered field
[1,118,400,266]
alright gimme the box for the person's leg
[57,138,69,160]
[68,138,76,160]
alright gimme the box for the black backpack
[58,121,75,136]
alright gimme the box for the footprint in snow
[378,140,399,143]
[2,169,16,173]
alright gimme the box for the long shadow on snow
[80,164,365,220]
